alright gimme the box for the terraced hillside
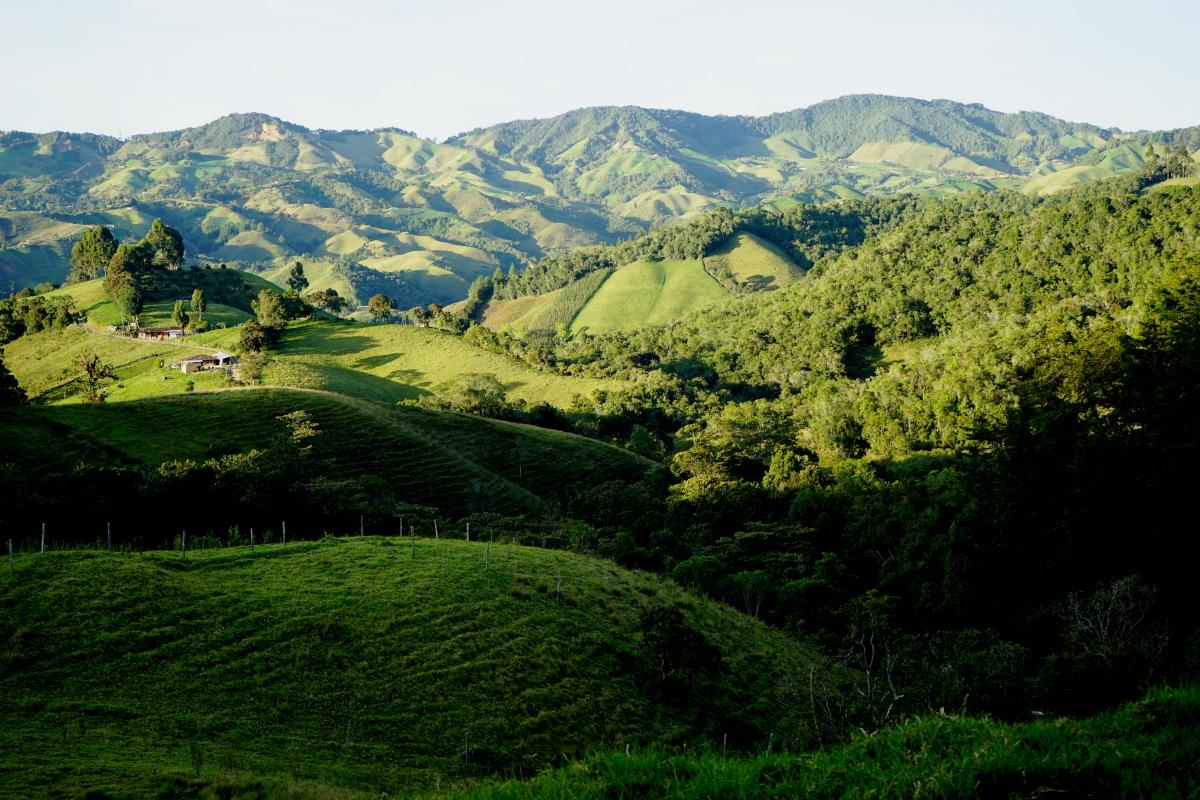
[0,539,824,797]
[0,388,652,518]
[5,98,1194,297]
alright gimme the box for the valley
[1,89,1198,800]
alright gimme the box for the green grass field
[704,232,804,291]
[0,539,822,798]
[0,389,653,517]
[480,235,800,335]
[459,685,1200,799]
[263,320,618,407]
[2,324,238,403]
[481,268,613,333]
[6,310,616,409]
[570,257,730,334]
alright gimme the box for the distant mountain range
[2,95,1197,303]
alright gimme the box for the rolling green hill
[0,389,651,517]
[479,268,613,332]
[704,231,804,291]
[261,320,618,405]
[10,269,614,409]
[0,539,824,797]
[4,303,619,407]
[571,258,730,334]
[479,232,804,334]
[4,99,1193,299]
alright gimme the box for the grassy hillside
[704,231,804,291]
[459,685,1200,799]
[480,268,612,333]
[6,282,613,406]
[263,321,617,406]
[3,324,240,403]
[0,539,823,797]
[0,389,652,517]
[570,257,731,334]
[477,225,807,334]
[42,272,277,326]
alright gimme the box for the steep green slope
[0,388,650,517]
[0,539,824,797]
[568,258,730,334]
[479,228,806,333]
[704,231,803,291]
[263,320,618,406]
[480,268,613,332]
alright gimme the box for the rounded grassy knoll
[0,538,824,798]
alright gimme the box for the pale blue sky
[3,0,1197,140]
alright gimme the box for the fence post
[106,522,112,553]
[466,522,470,542]
[282,520,286,546]
[41,523,45,554]
[6,539,11,576]
[360,515,364,537]
[250,528,255,549]
[433,519,439,539]
[182,530,187,557]
[485,537,491,569]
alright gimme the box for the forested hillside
[458,177,1200,722]
[3,97,1195,301]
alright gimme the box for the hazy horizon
[3,0,1199,141]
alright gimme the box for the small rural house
[178,351,238,374]
[138,327,186,340]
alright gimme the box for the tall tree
[106,243,151,277]
[143,219,185,269]
[286,261,309,293]
[77,351,117,403]
[171,299,186,328]
[407,305,431,327]
[253,289,289,328]
[190,288,206,327]
[102,267,143,324]
[304,287,347,313]
[68,226,117,283]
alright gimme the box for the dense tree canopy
[68,225,117,282]
[142,218,185,269]
[368,293,396,321]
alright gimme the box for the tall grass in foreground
[457,684,1200,799]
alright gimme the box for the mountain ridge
[7,94,1149,144]
[3,95,1196,302]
